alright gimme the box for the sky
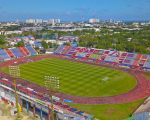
[0,0,150,21]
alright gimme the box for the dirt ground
[0,101,38,120]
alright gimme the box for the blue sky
[0,0,150,21]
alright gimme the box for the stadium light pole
[9,66,20,118]
[44,76,59,120]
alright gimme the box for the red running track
[0,54,150,104]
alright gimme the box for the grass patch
[0,57,143,119]
[2,58,137,97]
[69,99,144,120]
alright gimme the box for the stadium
[0,45,150,120]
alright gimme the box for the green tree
[41,40,48,49]
[0,35,6,45]
[15,41,25,47]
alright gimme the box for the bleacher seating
[61,46,72,55]
[22,47,30,55]
[54,45,150,70]
[34,41,42,48]
[0,46,37,61]
[104,56,118,63]
[54,45,65,54]
[0,49,10,60]
[5,49,15,58]
[19,47,28,56]
[139,55,148,66]
[19,47,30,56]
[75,52,87,59]
[122,59,135,66]
[65,47,76,56]
[10,48,24,58]
[0,56,4,61]
[143,61,150,70]
[108,50,119,57]
[143,55,150,70]
[26,46,37,56]
[89,53,100,60]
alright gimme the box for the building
[21,27,44,31]
[26,19,43,24]
[0,75,92,120]
[0,30,22,35]
[35,19,43,24]
[48,19,60,25]
[133,97,150,120]
[26,19,36,24]
[89,18,100,23]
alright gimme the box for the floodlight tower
[9,66,20,115]
[44,76,59,120]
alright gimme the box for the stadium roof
[134,97,150,114]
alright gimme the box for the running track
[0,54,150,104]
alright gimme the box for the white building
[26,19,36,24]
[48,19,60,25]
[35,19,43,24]
[0,30,22,35]
[89,18,100,23]
[26,19,43,24]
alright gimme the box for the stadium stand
[104,56,118,63]
[132,54,142,67]
[0,46,37,61]
[34,41,42,48]
[5,48,15,58]
[1,44,150,70]
[133,97,150,120]
[61,46,72,55]
[0,56,3,61]
[26,45,37,56]
[22,47,30,55]
[0,76,92,120]
[10,48,24,58]
[0,49,10,60]
[65,47,77,57]
[54,45,150,70]
[143,55,150,70]
[19,47,29,56]
[54,45,65,54]
[139,55,148,66]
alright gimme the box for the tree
[15,41,25,47]
[0,35,6,45]
[41,40,48,49]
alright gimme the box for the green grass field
[69,99,144,120]
[4,58,136,97]
[1,57,142,119]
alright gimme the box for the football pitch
[17,58,137,97]
[1,57,143,119]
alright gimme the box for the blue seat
[34,41,42,48]
[11,48,23,58]
[76,111,84,115]
[104,56,117,63]
[54,45,65,54]
[0,56,4,61]
[26,46,37,56]
[0,49,10,59]
[70,108,77,112]
[143,61,150,69]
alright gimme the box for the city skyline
[0,0,150,22]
